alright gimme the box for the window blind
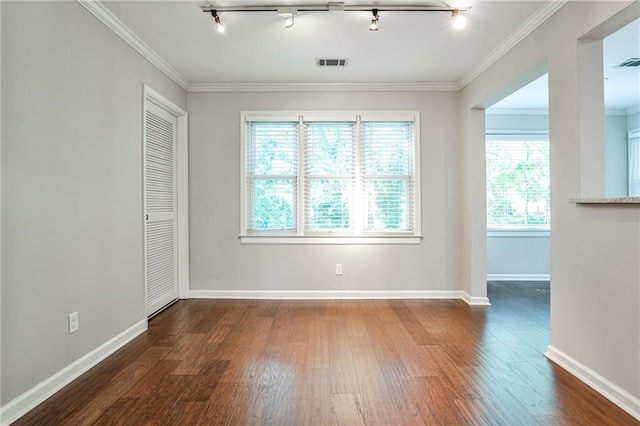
[361,121,414,232]
[486,138,550,227]
[246,121,298,231]
[303,121,356,231]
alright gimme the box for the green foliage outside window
[486,139,550,227]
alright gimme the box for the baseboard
[487,273,550,281]
[189,289,464,300]
[0,319,148,426]
[544,345,640,421]
[461,292,491,306]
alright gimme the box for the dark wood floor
[15,282,638,425]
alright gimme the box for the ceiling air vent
[316,58,349,67]
[615,58,640,68]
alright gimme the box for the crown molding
[76,0,190,90]
[458,0,569,89]
[187,82,460,92]
[486,108,549,116]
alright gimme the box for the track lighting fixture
[278,8,297,28]
[211,10,225,33]
[369,9,379,32]
[451,9,467,29]
[202,3,470,33]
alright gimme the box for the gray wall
[461,0,639,401]
[485,113,551,278]
[486,231,550,278]
[1,2,186,404]
[188,91,462,294]
[629,112,640,131]
[605,114,629,196]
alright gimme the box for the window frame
[628,128,640,197]
[240,111,422,244]
[485,131,551,233]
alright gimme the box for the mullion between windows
[297,116,305,235]
[354,116,363,234]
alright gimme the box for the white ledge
[487,228,550,237]
[571,197,640,205]
[239,235,422,245]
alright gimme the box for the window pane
[362,121,414,232]
[304,122,356,231]
[365,179,409,231]
[307,179,352,230]
[361,122,413,175]
[486,139,550,227]
[304,122,355,175]
[251,179,295,230]
[248,122,298,175]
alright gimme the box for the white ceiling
[490,18,639,112]
[102,0,549,86]
[97,1,638,110]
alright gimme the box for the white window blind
[242,112,420,242]
[361,121,414,232]
[629,131,640,197]
[304,121,356,231]
[245,121,298,232]
[486,137,550,227]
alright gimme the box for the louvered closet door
[144,102,178,316]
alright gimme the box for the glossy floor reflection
[15,282,638,425]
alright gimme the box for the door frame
[143,84,190,314]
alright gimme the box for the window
[241,112,421,243]
[485,134,550,228]
[629,130,640,197]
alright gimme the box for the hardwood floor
[15,282,638,425]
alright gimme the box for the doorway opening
[485,73,551,320]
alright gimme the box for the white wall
[485,113,550,279]
[187,91,463,295]
[1,1,186,405]
[461,0,639,408]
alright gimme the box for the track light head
[278,9,297,28]
[369,8,379,31]
[211,10,225,33]
[451,9,467,29]
[284,15,294,28]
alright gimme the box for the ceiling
[491,18,639,112]
[101,0,552,87]
[97,1,637,110]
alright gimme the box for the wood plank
[13,282,639,426]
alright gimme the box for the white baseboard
[189,289,464,300]
[545,345,640,421]
[190,289,493,306]
[462,292,491,306]
[487,273,550,281]
[0,319,148,426]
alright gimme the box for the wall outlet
[68,312,79,334]
[335,263,343,275]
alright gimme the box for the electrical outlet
[68,312,79,334]
[335,263,343,275]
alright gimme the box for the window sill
[487,228,550,237]
[239,235,423,245]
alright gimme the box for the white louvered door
[144,101,178,316]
